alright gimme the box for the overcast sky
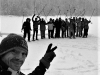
[0,0,99,16]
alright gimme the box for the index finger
[46,43,52,53]
[51,46,57,52]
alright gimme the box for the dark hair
[26,18,31,21]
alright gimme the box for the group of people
[0,14,92,75]
[21,14,91,42]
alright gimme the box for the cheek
[22,57,26,62]
[2,53,14,66]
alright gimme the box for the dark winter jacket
[33,21,40,29]
[40,21,46,31]
[61,21,66,31]
[0,59,46,75]
[22,21,31,31]
[84,20,91,29]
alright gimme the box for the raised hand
[40,43,57,69]
[46,43,57,53]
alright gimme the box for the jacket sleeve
[28,61,46,75]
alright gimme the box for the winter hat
[0,33,28,56]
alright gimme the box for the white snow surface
[24,36,99,75]
[0,35,99,75]
[0,16,100,75]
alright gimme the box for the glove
[40,43,57,69]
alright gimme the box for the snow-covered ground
[0,16,100,75]
[0,35,99,75]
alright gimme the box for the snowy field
[0,16,100,75]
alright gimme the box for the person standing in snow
[55,18,61,38]
[81,18,85,37]
[0,33,57,75]
[40,18,46,39]
[69,18,75,39]
[76,17,82,37]
[52,19,55,38]
[21,18,31,42]
[61,20,66,38]
[32,14,40,41]
[47,18,54,39]
[65,18,69,37]
[83,18,91,38]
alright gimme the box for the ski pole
[47,8,53,16]
[38,4,47,16]
[77,9,84,17]
[57,6,61,18]
[34,0,36,14]
[89,8,95,20]
[35,6,39,15]
[71,7,76,17]
[81,9,85,18]
[22,11,24,26]
[64,10,69,18]
[43,8,46,16]
[69,4,71,18]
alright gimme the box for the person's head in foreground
[0,33,57,75]
[0,33,28,71]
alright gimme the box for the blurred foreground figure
[0,33,57,75]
